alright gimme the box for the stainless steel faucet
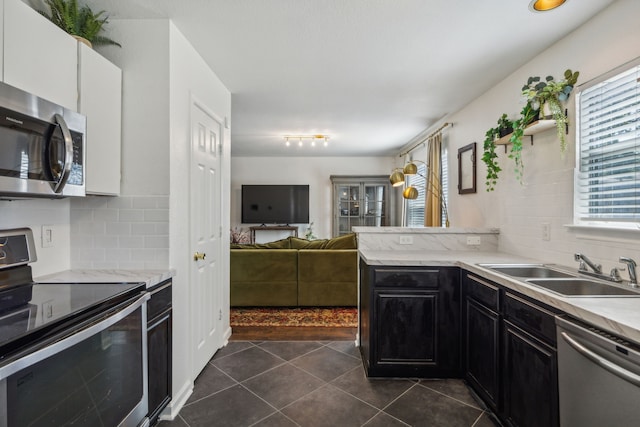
[619,257,638,287]
[574,253,602,274]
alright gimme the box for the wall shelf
[494,119,557,152]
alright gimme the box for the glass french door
[332,176,390,237]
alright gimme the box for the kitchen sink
[526,278,640,297]
[480,264,575,279]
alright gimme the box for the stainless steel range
[0,228,150,427]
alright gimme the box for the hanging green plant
[39,0,121,48]
[482,126,500,191]
[482,114,512,192]
[520,69,579,152]
[508,103,536,184]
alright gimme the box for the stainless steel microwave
[0,82,85,199]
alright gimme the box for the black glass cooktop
[0,281,145,360]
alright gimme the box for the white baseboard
[159,380,193,421]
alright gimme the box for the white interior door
[190,101,223,378]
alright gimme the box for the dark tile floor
[158,341,499,427]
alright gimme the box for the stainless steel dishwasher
[556,316,640,426]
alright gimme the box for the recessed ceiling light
[529,0,567,12]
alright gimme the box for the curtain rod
[399,122,452,158]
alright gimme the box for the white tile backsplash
[70,195,169,269]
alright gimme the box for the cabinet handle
[193,252,206,261]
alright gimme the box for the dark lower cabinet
[147,280,173,426]
[463,272,559,427]
[360,261,461,377]
[465,298,500,411]
[503,321,558,427]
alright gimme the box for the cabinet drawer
[148,280,172,320]
[503,292,557,345]
[465,274,499,310]
[373,268,440,288]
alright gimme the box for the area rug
[230,307,358,328]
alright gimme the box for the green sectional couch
[230,233,358,307]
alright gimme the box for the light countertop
[36,269,175,289]
[360,249,640,345]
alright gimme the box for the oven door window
[6,306,144,426]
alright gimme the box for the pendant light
[529,0,567,12]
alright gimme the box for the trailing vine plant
[508,103,536,184]
[482,114,512,191]
[482,126,501,191]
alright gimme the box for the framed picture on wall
[458,142,476,194]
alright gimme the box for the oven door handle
[0,292,150,380]
[560,331,640,387]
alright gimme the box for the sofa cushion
[288,237,325,249]
[298,249,358,306]
[230,249,298,306]
[230,237,291,249]
[322,233,357,249]
[288,233,358,250]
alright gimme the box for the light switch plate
[41,225,54,248]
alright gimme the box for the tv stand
[249,225,298,244]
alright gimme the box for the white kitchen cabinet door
[3,0,77,110]
[78,42,122,195]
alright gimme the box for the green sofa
[230,233,358,307]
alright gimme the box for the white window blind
[576,63,640,225]
[406,162,426,227]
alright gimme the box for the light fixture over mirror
[529,0,567,12]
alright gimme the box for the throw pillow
[289,237,326,249]
[230,237,291,249]
[323,233,358,249]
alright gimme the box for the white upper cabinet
[78,43,122,195]
[3,0,78,110]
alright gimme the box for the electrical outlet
[399,235,414,245]
[542,222,551,241]
[41,225,54,248]
[466,236,481,246]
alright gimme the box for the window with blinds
[404,145,448,227]
[576,62,640,226]
[405,162,426,227]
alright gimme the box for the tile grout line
[417,381,484,411]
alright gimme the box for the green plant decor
[521,69,579,152]
[39,0,121,47]
[508,103,536,184]
[482,127,500,191]
[482,113,514,191]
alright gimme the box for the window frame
[574,57,640,230]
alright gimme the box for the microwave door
[46,114,73,193]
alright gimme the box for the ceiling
[81,0,615,157]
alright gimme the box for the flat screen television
[241,184,309,224]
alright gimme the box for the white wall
[0,199,70,277]
[230,156,396,239]
[442,0,640,275]
[168,21,232,415]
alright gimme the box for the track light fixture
[284,134,331,147]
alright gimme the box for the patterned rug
[230,307,358,328]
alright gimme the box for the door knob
[193,252,206,261]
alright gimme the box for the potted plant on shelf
[482,114,513,191]
[519,69,579,152]
[39,0,121,48]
